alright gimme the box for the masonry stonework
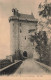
[9,9,38,59]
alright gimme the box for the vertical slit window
[25,36,26,40]
[19,23,21,26]
[20,29,22,33]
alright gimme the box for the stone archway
[23,51,27,57]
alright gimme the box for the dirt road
[13,59,50,75]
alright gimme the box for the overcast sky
[0,0,51,59]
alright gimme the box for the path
[13,59,50,75]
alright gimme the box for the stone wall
[9,19,37,59]
[10,20,18,55]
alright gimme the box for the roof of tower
[17,13,37,22]
[9,8,38,22]
[18,13,35,21]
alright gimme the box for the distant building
[9,8,38,59]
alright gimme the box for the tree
[29,31,49,64]
[39,1,51,26]
[39,2,51,19]
[38,0,51,66]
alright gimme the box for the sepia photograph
[0,0,51,77]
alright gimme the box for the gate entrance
[23,51,27,57]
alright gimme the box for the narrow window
[19,23,21,26]
[25,36,26,40]
[20,29,22,33]
[13,23,14,26]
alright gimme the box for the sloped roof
[18,13,35,21]
[9,10,37,22]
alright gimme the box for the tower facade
[9,9,38,59]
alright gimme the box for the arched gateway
[23,51,27,57]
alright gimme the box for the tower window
[25,36,26,40]
[20,29,22,33]
[19,23,21,26]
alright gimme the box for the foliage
[29,31,50,65]
[0,59,12,69]
[39,3,51,18]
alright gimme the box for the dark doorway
[23,51,27,57]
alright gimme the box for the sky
[0,0,51,59]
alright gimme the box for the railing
[0,60,22,75]
[35,60,51,73]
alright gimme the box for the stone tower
[9,8,38,59]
